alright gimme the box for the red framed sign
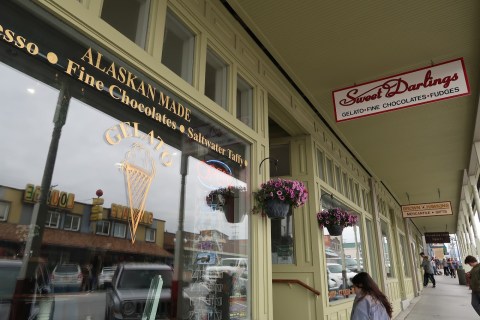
[332,58,470,122]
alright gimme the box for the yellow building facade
[0,0,428,319]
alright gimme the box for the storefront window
[205,47,229,109]
[236,75,253,128]
[381,220,394,277]
[0,2,251,319]
[323,209,363,302]
[162,8,195,84]
[101,0,150,48]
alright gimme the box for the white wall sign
[401,201,452,218]
[333,58,470,122]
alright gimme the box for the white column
[474,142,480,167]
[463,185,480,251]
[455,232,464,260]
[470,179,480,223]
[461,209,477,257]
[459,213,472,256]
[458,219,469,257]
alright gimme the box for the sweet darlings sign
[332,58,470,122]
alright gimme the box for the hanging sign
[401,201,452,218]
[333,58,470,122]
[425,232,450,244]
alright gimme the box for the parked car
[0,258,54,320]
[51,263,83,292]
[98,265,117,289]
[326,263,357,289]
[105,262,191,320]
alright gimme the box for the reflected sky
[0,62,248,239]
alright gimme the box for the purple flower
[316,207,358,228]
[254,178,309,210]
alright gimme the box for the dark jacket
[421,259,434,274]
[470,264,480,293]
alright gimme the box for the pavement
[394,272,479,319]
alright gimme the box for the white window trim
[0,201,10,221]
[46,211,61,229]
[113,222,127,238]
[64,214,81,231]
[96,221,110,236]
[146,228,156,242]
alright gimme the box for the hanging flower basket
[264,198,290,219]
[316,207,358,236]
[206,186,246,223]
[326,224,344,236]
[254,178,308,219]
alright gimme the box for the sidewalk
[394,273,478,319]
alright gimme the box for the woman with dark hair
[350,272,392,320]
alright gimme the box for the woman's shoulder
[364,295,390,318]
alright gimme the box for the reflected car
[328,276,340,291]
[326,263,357,288]
[105,263,191,320]
[51,263,83,292]
[203,258,247,283]
[327,257,363,272]
[98,265,117,289]
[0,258,54,320]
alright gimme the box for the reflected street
[53,291,106,320]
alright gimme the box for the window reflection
[324,217,363,302]
[0,24,250,318]
[271,211,295,264]
[381,220,394,277]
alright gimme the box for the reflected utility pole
[174,152,188,319]
[10,82,70,320]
